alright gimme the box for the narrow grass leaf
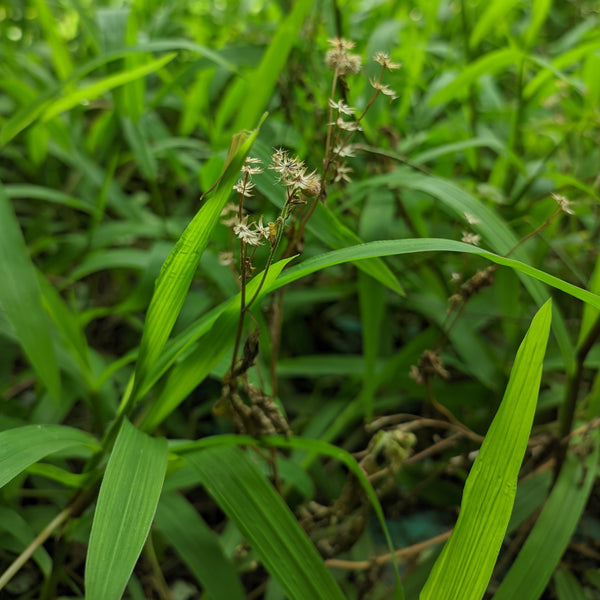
[429,48,520,105]
[420,300,552,600]
[4,184,95,214]
[85,419,167,600]
[155,492,246,600]
[175,435,404,598]
[38,275,93,388]
[31,0,74,80]
[185,445,346,600]
[0,425,99,488]
[121,116,157,181]
[0,41,234,146]
[130,119,264,408]
[221,0,313,132]
[492,435,599,600]
[0,184,61,401]
[554,569,588,600]
[310,202,404,295]
[469,1,521,48]
[0,506,52,576]
[42,53,176,121]
[525,0,553,49]
[268,239,600,310]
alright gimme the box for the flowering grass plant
[0,1,599,599]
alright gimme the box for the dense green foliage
[1,1,599,599]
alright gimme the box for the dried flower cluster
[269,148,321,198]
[325,37,362,75]
[409,350,450,385]
[449,266,496,309]
[552,192,575,215]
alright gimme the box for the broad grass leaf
[41,53,177,121]
[155,492,246,600]
[85,419,167,600]
[0,184,61,401]
[0,425,99,488]
[185,445,346,600]
[492,435,599,600]
[420,300,552,600]
[176,435,405,599]
[129,120,264,410]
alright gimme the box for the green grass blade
[176,434,405,598]
[37,276,93,388]
[429,48,521,105]
[31,0,74,80]
[0,183,61,401]
[154,492,246,600]
[469,1,521,48]
[3,184,95,214]
[420,300,552,600]
[554,569,588,600]
[0,506,52,576]
[0,425,99,489]
[492,435,599,600]
[185,445,346,600]
[85,419,167,600]
[41,53,176,121]
[218,0,313,133]
[129,119,264,409]
[268,239,600,310]
[310,202,404,295]
[0,41,234,146]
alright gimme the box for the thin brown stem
[325,530,452,570]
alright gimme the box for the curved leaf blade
[0,425,98,489]
[492,435,600,600]
[185,445,345,600]
[42,53,176,121]
[268,238,600,310]
[0,184,61,401]
[85,419,167,600]
[420,300,552,600]
[155,492,246,600]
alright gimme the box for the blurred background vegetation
[1,0,600,598]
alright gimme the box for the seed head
[552,193,575,215]
[233,215,263,246]
[369,77,398,99]
[461,231,481,246]
[373,52,402,71]
[333,163,353,184]
[328,98,355,116]
[233,179,256,197]
[325,38,362,75]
